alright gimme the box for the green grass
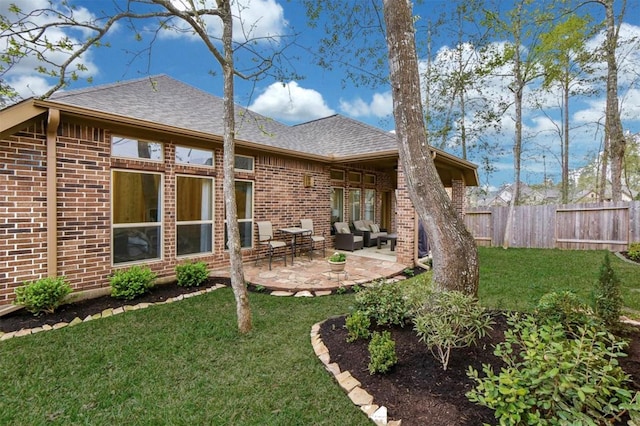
[0,290,370,425]
[478,247,640,314]
[1,248,638,425]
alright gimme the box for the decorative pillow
[339,226,350,234]
[370,224,380,233]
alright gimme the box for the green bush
[413,291,493,371]
[345,310,371,342]
[175,261,209,287]
[467,313,637,425]
[354,281,409,326]
[595,253,622,328]
[13,276,72,315]
[110,265,156,300]
[628,242,640,261]
[368,331,397,374]
[536,290,599,336]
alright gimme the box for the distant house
[0,75,478,307]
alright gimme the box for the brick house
[0,75,477,308]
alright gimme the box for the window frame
[364,188,376,221]
[330,169,345,181]
[111,135,163,162]
[175,145,215,168]
[234,155,255,173]
[349,188,361,222]
[176,174,215,257]
[348,171,362,184]
[225,179,254,249]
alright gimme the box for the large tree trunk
[602,0,626,202]
[383,0,479,296]
[219,0,252,333]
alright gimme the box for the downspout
[46,109,60,277]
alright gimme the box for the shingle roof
[48,75,397,158]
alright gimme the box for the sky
[2,0,640,190]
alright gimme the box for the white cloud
[249,81,334,123]
[339,91,393,118]
[157,0,288,43]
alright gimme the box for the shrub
[13,276,72,315]
[413,291,493,371]
[110,265,156,300]
[354,280,409,327]
[467,313,637,425]
[595,253,622,328]
[345,310,371,342]
[175,261,209,287]
[536,290,599,337]
[628,242,640,261]
[368,331,397,374]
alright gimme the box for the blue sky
[2,0,640,190]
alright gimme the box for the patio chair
[255,221,288,270]
[333,221,363,251]
[353,219,388,247]
[300,218,325,259]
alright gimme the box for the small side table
[377,233,398,251]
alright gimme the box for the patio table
[279,227,312,262]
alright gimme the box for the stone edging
[614,251,640,266]
[311,320,401,426]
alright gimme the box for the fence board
[465,201,639,250]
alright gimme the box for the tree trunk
[562,79,569,204]
[219,0,252,333]
[602,0,626,202]
[383,0,479,296]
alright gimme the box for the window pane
[365,189,375,221]
[364,174,376,184]
[113,171,161,224]
[177,224,213,256]
[113,226,160,264]
[348,171,361,183]
[331,187,344,226]
[234,155,254,171]
[235,181,253,219]
[350,189,361,221]
[176,146,214,166]
[330,170,345,181]
[224,221,253,249]
[177,177,212,221]
[112,136,162,160]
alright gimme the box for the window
[330,187,344,230]
[112,170,162,264]
[348,171,362,184]
[330,169,345,181]
[349,189,361,222]
[176,146,214,167]
[364,189,376,221]
[112,136,163,161]
[364,173,376,185]
[234,155,254,172]
[176,176,214,256]
[225,180,253,248]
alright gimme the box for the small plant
[254,284,266,292]
[345,310,371,342]
[467,313,637,424]
[328,252,346,262]
[403,267,415,277]
[413,291,493,370]
[351,284,363,293]
[13,276,72,315]
[628,242,640,261]
[110,265,156,300]
[175,261,209,287]
[595,253,623,328]
[335,285,347,295]
[354,280,409,327]
[368,331,397,374]
[536,290,599,337]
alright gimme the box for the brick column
[395,165,415,266]
[451,178,466,218]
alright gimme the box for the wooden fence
[464,201,640,251]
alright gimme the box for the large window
[112,170,162,264]
[177,176,214,256]
[364,189,376,221]
[112,136,163,161]
[225,180,254,248]
[330,187,344,231]
[349,189,361,222]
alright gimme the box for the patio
[218,245,409,294]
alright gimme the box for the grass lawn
[0,248,638,425]
[478,247,640,314]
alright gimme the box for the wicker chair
[333,222,363,251]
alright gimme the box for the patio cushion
[338,225,350,234]
[353,220,370,232]
[370,223,380,233]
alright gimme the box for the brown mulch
[320,314,640,426]
[0,277,230,333]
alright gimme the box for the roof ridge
[50,74,170,99]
